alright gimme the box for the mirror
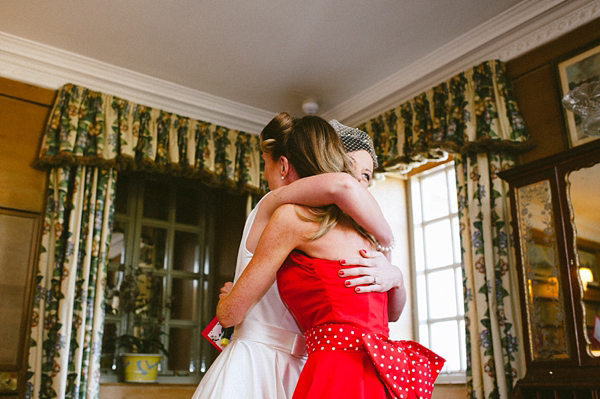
[516,180,570,360]
[568,162,600,357]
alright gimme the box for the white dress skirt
[191,196,307,399]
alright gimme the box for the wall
[507,17,600,165]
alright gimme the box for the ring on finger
[373,276,378,285]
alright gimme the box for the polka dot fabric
[306,324,445,399]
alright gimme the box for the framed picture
[558,43,600,147]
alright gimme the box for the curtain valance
[35,84,264,194]
[358,60,533,173]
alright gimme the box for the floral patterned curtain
[28,84,266,399]
[455,153,525,399]
[36,84,264,195]
[360,60,529,399]
[27,166,116,399]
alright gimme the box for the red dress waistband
[305,323,445,399]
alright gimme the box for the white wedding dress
[191,196,307,399]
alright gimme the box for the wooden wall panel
[0,77,55,213]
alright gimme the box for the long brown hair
[260,112,374,243]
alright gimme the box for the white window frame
[408,161,467,383]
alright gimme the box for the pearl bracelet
[376,236,396,252]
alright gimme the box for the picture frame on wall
[558,43,600,147]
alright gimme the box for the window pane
[417,275,428,321]
[140,226,167,270]
[447,167,458,213]
[459,319,467,371]
[114,175,129,214]
[168,327,196,372]
[430,320,461,373]
[414,227,425,272]
[421,171,449,221]
[173,231,199,273]
[427,269,458,319]
[109,220,127,265]
[424,220,453,269]
[419,323,430,348]
[176,187,202,225]
[452,216,461,264]
[143,181,170,220]
[101,322,118,370]
[410,178,422,224]
[171,277,198,321]
[455,267,464,317]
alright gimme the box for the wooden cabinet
[499,139,600,398]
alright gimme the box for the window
[408,161,466,381]
[101,174,220,383]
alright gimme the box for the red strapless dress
[277,251,445,399]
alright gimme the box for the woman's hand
[219,282,233,299]
[339,249,403,293]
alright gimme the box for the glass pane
[452,216,461,264]
[424,219,453,269]
[140,226,167,270]
[168,327,195,371]
[428,269,458,319]
[567,162,600,358]
[414,227,425,272]
[410,178,422,224]
[516,180,569,360]
[101,322,118,370]
[171,278,198,321]
[105,268,122,316]
[143,181,170,220]
[430,320,461,373]
[176,187,202,225]
[421,171,449,221]
[455,267,464,316]
[459,319,467,371]
[114,174,130,214]
[173,231,199,273]
[417,275,428,321]
[419,323,430,347]
[109,220,126,265]
[447,165,458,213]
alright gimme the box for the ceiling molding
[0,0,598,133]
[0,32,274,133]
[323,0,600,126]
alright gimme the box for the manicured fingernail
[345,281,351,286]
[338,270,345,276]
[360,249,366,254]
[340,260,346,265]
[355,287,361,293]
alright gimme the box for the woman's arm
[217,204,307,327]
[260,173,393,247]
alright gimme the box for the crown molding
[1,0,598,132]
[0,32,274,133]
[323,0,600,126]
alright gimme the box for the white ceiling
[0,0,598,132]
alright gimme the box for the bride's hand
[339,249,403,293]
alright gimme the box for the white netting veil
[329,119,378,168]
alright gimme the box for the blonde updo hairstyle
[260,112,374,243]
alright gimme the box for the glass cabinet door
[515,180,570,361]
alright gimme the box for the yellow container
[122,354,161,383]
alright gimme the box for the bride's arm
[217,204,306,327]
[261,173,393,246]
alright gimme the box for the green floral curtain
[36,83,264,195]
[28,83,266,399]
[360,60,529,399]
[455,153,525,399]
[358,60,531,174]
[27,166,116,399]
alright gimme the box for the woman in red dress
[218,115,444,398]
